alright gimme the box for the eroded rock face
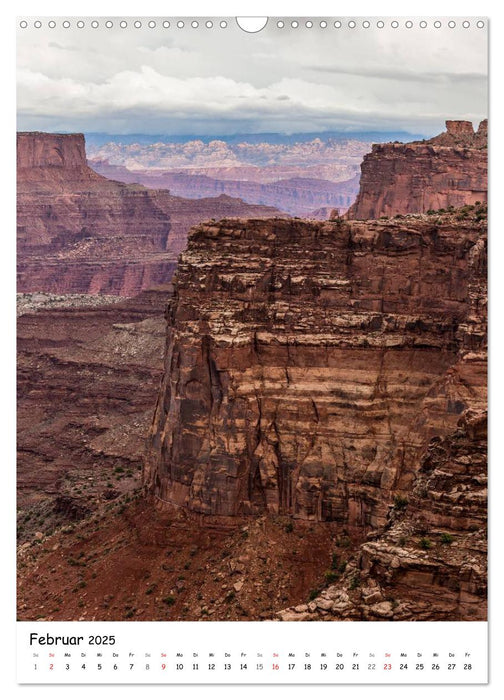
[346,120,487,219]
[17,132,284,296]
[17,290,169,509]
[145,211,486,536]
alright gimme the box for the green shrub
[441,533,454,545]
[393,495,409,510]
[349,574,361,590]
[324,570,338,584]
[419,537,432,550]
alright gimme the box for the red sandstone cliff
[143,207,486,620]
[278,408,486,621]
[89,160,360,217]
[145,212,486,524]
[346,120,487,219]
[17,132,284,295]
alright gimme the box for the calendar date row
[33,661,474,672]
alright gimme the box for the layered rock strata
[17,132,283,295]
[277,408,487,621]
[347,120,487,219]
[17,288,170,539]
[145,210,487,539]
[90,160,360,218]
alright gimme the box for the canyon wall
[347,120,487,219]
[17,132,283,295]
[277,407,487,621]
[89,160,360,217]
[145,211,486,536]
[17,289,170,539]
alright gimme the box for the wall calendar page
[14,4,489,690]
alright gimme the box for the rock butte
[17,132,284,296]
[145,211,487,518]
[347,120,487,219]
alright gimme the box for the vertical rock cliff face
[17,132,174,295]
[17,132,284,295]
[346,120,487,219]
[145,212,486,537]
[277,408,487,621]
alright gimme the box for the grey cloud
[17,21,488,136]
[306,65,487,84]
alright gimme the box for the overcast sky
[17,18,488,136]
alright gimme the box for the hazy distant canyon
[88,137,370,217]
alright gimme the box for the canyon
[17,132,283,296]
[347,120,487,219]
[87,136,370,217]
[17,123,487,622]
[87,136,370,177]
[89,161,360,218]
[17,289,169,542]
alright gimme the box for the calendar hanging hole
[236,17,268,33]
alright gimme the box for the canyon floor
[17,496,346,622]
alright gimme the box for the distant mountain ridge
[84,129,425,148]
